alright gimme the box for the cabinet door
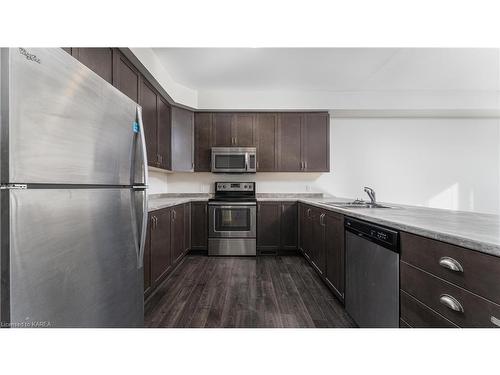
[233,113,255,146]
[280,202,298,252]
[257,202,281,253]
[74,48,114,84]
[212,113,233,147]
[194,113,212,172]
[184,203,191,253]
[325,212,345,300]
[113,50,140,103]
[157,96,172,170]
[171,205,185,264]
[299,204,308,253]
[172,107,194,171]
[191,202,208,250]
[311,208,326,274]
[300,205,313,259]
[256,113,278,171]
[144,216,152,293]
[303,112,329,172]
[139,79,158,167]
[150,208,172,284]
[278,113,303,171]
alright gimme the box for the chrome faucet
[364,187,376,204]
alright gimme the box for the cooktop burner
[211,181,256,202]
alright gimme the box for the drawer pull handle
[439,294,464,313]
[438,257,463,272]
[491,316,500,327]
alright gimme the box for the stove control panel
[216,182,255,192]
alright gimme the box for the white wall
[148,169,169,195]
[159,116,500,214]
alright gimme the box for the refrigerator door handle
[135,106,148,269]
[137,106,149,187]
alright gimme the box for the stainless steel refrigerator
[0,48,148,327]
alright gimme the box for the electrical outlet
[306,185,311,192]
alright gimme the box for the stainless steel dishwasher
[345,217,399,327]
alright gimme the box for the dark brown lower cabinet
[171,204,185,264]
[257,202,281,254]
[150,207,172,285]
[257,201,298,255]
[299,203,344,300]
[146,204,192,298]
[191,202,208,251]
[310,207,326,274]
[400,290,457,328]
[184,203,191,254]
[324,211,345,300]
[280,202,298,252]
[144,219,152,294]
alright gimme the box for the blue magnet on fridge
[133,122,140,133]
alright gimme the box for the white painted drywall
[148,169,169,195]
[128,48,198,108]
[159,117,500,214]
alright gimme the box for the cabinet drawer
[401,232,500,305]
[401,261,500,328]
[400,290,457,328]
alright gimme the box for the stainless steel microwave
[211,147,257,173]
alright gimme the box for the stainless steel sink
[324,201,393,209]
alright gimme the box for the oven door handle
[208,202,256,206]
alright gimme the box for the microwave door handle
[245,153,249,171]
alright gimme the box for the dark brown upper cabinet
[302,112,330,172]
[212,113,256,147]
[233,113,256,146]
[157,96,172,170]
[278,112,329,172]
[212,113,233,147]
[256,113,278,171]
[278,113,303,171]
[139,79,159,168]
[72,48,114,84]
[194,113,213,172]
[113,49,140,103]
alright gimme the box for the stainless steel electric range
[208,182,257,256]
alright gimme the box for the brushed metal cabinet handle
[491,316,500,327]
[439,294,464,313]
[439,257,464,272]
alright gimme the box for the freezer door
[3,48,145,185]
[3,188,145,328]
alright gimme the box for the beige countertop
[147,193,500,257]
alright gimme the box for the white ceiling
[152,48,500,92]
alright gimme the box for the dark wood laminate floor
[145,255,355,328]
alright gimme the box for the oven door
[208,203,256,238]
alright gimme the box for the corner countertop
[147,193,500,258]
